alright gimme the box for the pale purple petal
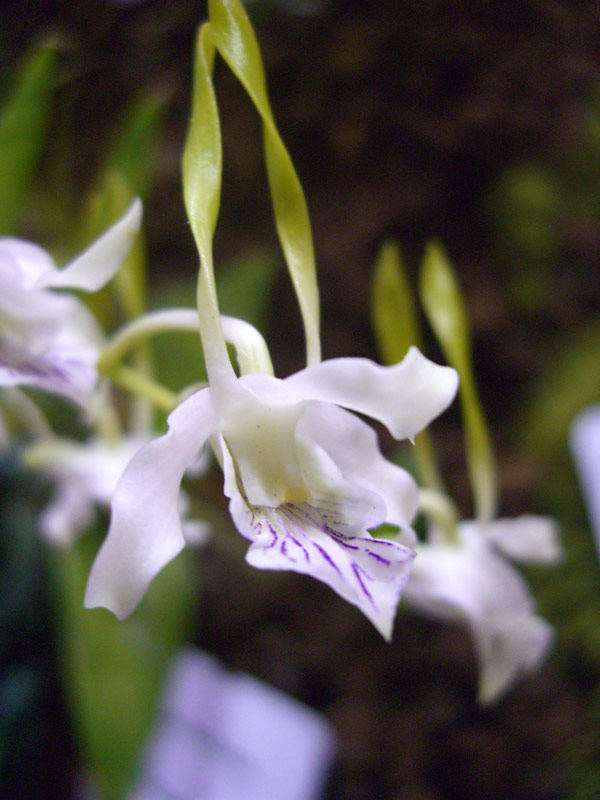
[282,346,458,440]
[222,441,414,640]
[36,199,142,292]
[297,402,418,543]
[0,339,97,405]
[85,388,216,618]
[39,483,96,547]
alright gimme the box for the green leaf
[50,532,196,800]
[100,93,166,200]
[519,321,600,460]
[208,0,321,366]
[420,241,497,520]
[217,247,277,330]
[371,240,422,364]
[0,38,58,234]
[183,22,235,383]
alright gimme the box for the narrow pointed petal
[222,440,414,640]
[284,346,458,440]
[298,402,419,542]
[85,388,216,618]
[37,199,142,292]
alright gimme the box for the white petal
[39,484,95,547]
[0,238,56,286]
[476,613,553,704]
[85,388,216,618]
[222,440,414,640]
[298,402,418,543]
[473,515,562,565]
[404,530,552,702]
[219,375,307,507]
[283,346,458,440]
[37,199,142,292]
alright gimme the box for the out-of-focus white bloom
[24,434,210,549]
[85,336,458,639]
[0,200,141,405]
[403,515,561,703]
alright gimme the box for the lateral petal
[85,388,216,618]
[283,346,458,441]
[297,402,418,543]
[37,199,142,292]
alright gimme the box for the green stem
[413,431,445,494]
[108,365,178,413]
[418,488,460,546]
[99,309,200,373]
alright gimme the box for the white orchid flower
[24,433,210,549]
[85,306,458,639]
[403,514,561,703]
[0,200,141,405]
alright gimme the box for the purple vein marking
[312,541,342,575]
[265,522,280,549]
[280,539,297,562]
[283,503,362,551]
[274,510,311,562]
[352,562,376,606]
[366,549,391,565]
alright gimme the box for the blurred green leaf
[519,321,600,460]
[0,38,58,234]
[371,240,422,363]
[217,247,277,329]
[50,530,196,800]
[420,241,496,520]
[100,92,166,202]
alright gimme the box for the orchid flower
[84,305,458,638]
[403,511,561,703]
[23,433,210,549]
[0,199,141,406]
[83,13,459,638]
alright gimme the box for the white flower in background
[403,514,561,703]
[85,327,458,639]
[23,434,210,549]
[0,200,141,405]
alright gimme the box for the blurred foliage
[0,461,72,798]
[0,38,58,235]
[49,529,197,800]
[487,80,600,800]
[420,242,497,522]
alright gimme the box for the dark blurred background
[2,1,600,798]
